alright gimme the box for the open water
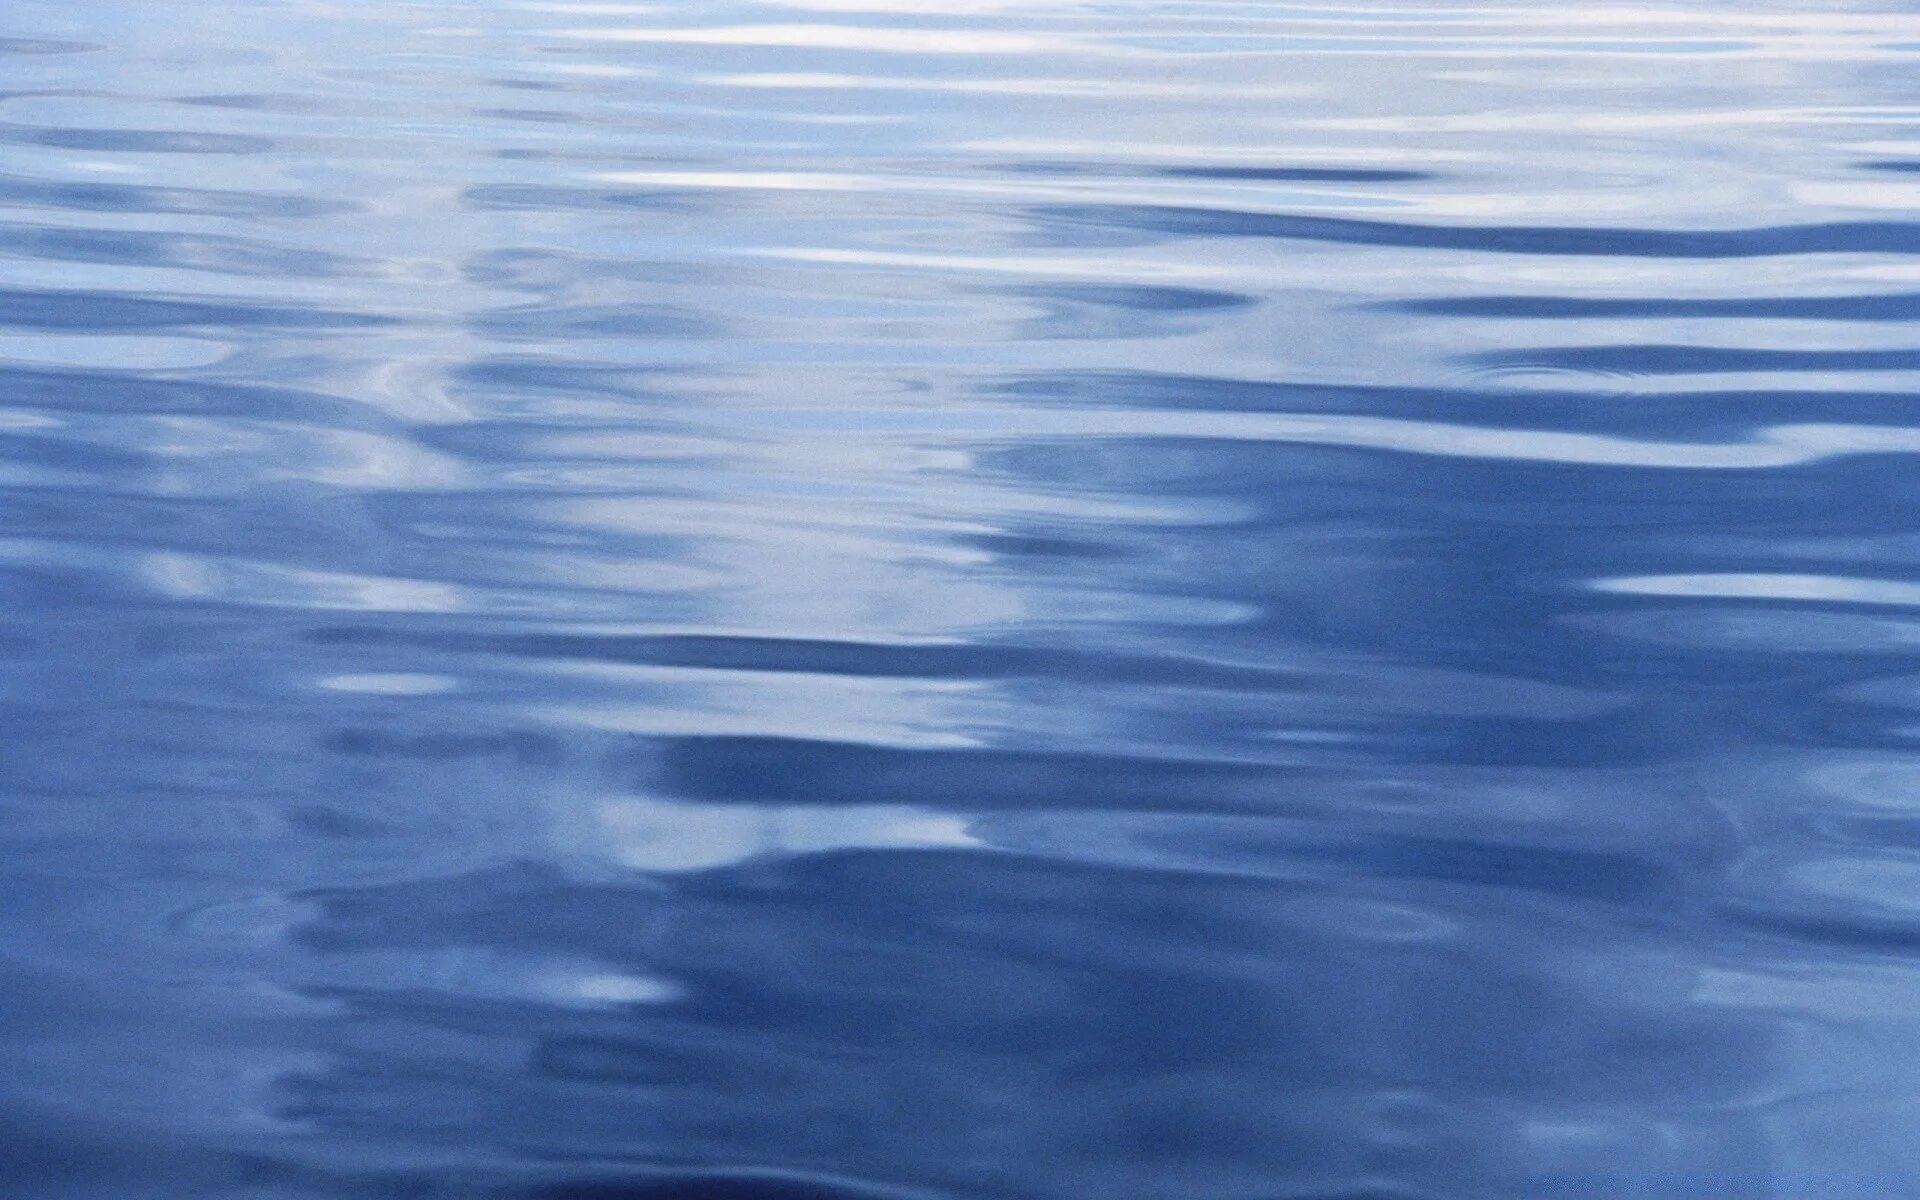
[5,1,1920,1196]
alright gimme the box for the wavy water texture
[4,0,1920,1197]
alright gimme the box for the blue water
[9,0,1920,1196]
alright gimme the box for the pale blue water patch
[7,0,1920,1198]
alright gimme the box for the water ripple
[1037,204,1920,258]
[5,0,1920,1195]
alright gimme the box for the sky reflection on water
[6,0,1920,1197]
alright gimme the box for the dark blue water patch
[0,36,97,55]
[463,184,709,214]
[288,862,648,956]
[471,302,720,341]
[284,850,1782,1119]
[1325,833,1684,904]
[994,160,1436,184]
[307,627,1320,691]
[973,429,1920,531]
[323,728,564,765]
[1369,710,1688,769]
[0,366,387,423]
[955,530,1130,560]
[481,107,583,125]
[1004,282,1253,313]
[505,1174,948,1200]
[992,369,1920,432]
[0,287,393,331]
[0,125,275,154]
[307,609,1699,762]
[1157,165,1434,183]
[0,1109,274,1200]
[641,712,1667,790]
[0,219,370,276]
[1471,344,1920,375]
[151,1166,971,1200]
[1759,698,1920,757]
[1033,203,1920,257]
[0,170,342,218]
[0,427,145,472]
[0,491,382,569]
[175,92,310,110]
[644,736,1310,812]
[1381,292,1920,321]
[489,77,576,93]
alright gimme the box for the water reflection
[6,0,1920,1196]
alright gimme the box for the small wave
[1382,292,1920,321]
[1035,203,1920,258]
[1472,344,1920,376]
[508,1171,947,1200]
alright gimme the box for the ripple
[0,36,99,56]
[1158,165,1434,183]
[316,673,461,696]
[0,125,275,154]
[141,554,474,614]
[1384,292,1920,321]
[0,220,370,277]
[547,23,1066,54]
[1592,573,1920,608]
[1726,851,1920,946]
[11,0,1920,1193]
[0,170,340,218]
[0,287,393,331]
[1035,204,1920,258]
[1474,344,1920,377]
[582,796,980,872]
[508,1172,944,1200]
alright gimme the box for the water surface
[5,0,1920,1196]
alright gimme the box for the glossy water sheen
[7,0,1920,1196]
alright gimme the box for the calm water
[7,0,1920,1196]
